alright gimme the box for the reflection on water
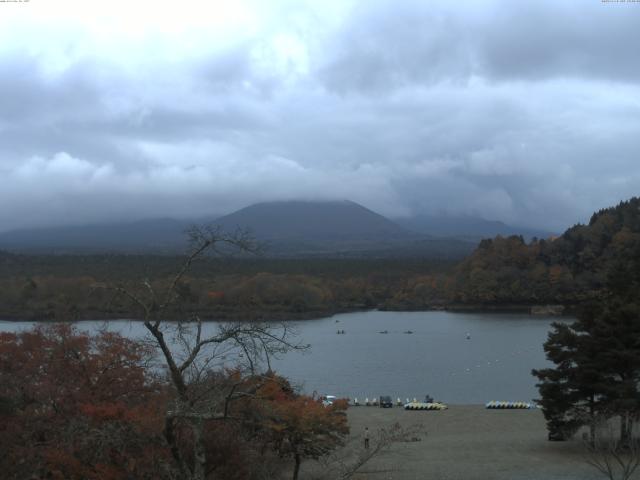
[0,310,568,404]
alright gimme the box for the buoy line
[445,345,539,378]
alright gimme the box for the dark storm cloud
[0,0,639,232]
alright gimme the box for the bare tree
[109,225,306,480]
[584,415,640,480]
[311,422,424,480]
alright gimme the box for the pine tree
[534,298,640,443]
[580,300,640,445]
[533,320,607,441]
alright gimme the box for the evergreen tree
[534,299,640,443]
[580,300,640,444]
[533,320,606,441]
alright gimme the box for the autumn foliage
[243,374,349,480]
[0,324,168,479]
[0,326,349,479]
[450,197,640,306]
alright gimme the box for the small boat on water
[485,401,532,409]
[404,330,413,334]
[405,401,448,411]
[379,330,388,334]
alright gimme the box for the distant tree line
[0,254,453,321]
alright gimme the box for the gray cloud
[476,1,640,83]
[319,0,640,91]
[0,0,639,233]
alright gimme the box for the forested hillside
[447,197,640,306]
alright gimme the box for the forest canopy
[449,197,640,307]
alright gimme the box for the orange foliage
[247,375,349,479]
[0,324,169,479]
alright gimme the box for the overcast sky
[1,0,639,232]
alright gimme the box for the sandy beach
[306,405,617,480]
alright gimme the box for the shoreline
[0,303,572,323]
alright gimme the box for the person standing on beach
[364,427,370,449]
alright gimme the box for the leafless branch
[311,422,424,480]
[583,416,640,480]
[100,223,302,480]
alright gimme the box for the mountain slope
[210,200,477,257]
[212,200,411,241]
[394,215,554,240]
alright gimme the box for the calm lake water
[0,310,567,404]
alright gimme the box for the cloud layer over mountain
[1,0,638,232]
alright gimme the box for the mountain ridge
[0,199,549,257]
[393,214,554,240]
[211,200,412,241]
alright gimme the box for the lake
[0,310,567,404]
